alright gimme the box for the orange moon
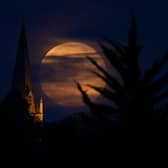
[40,42,106,108]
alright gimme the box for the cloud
[46,42,97,56]
[41,77,105,107]
[39,55,106,82]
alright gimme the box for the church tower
[11,25,43,124]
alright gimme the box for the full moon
[40,42,106,109]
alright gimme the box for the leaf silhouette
[77,16,168,123]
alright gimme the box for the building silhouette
[10,25,43,124]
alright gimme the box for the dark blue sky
[0,0,168,122]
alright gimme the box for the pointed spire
[11,24,36,114]
[19,24,27,51]
[10,25,44,124]
[12,24,33,96]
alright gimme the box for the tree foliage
[76,16,168,122]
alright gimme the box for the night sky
[0,0,168,122]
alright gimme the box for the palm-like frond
[153,91,168,105]
[75,81,92,107]
[87,84,123,107]
[77,16,168,122]
[147,73,168,96]
[88,70,121,91]
[143,52,168,83]
[105,40,127,57]
[88,57,123,90]
[128,15,137,47]
[75,82,117,120]
[87,56,112,79]
[98,43,126,76]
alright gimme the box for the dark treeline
[0,16,168,164]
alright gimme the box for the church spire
[11,25,43,124]
[12,25,34,95]
[12,25,36,114]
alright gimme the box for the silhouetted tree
[76,16,168,124]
